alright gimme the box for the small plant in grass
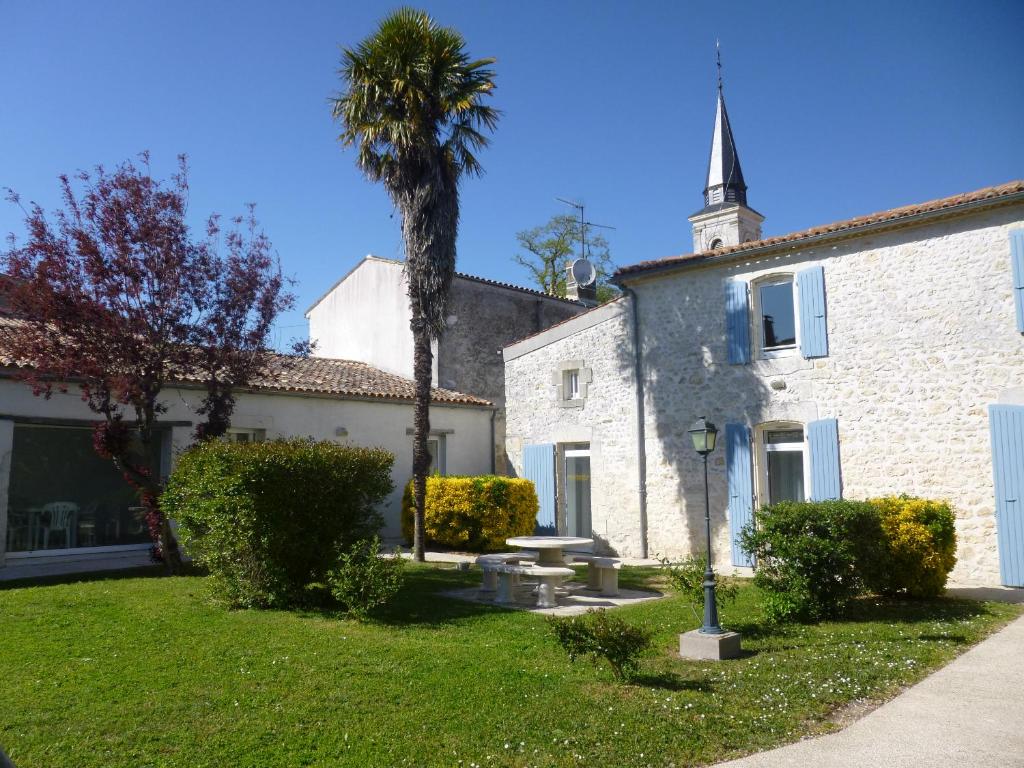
[328,537,406,619]
[547,609,653,681]
[658,554,739,623]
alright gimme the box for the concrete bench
[476,552,535,593]
[489,563,574,608]
[570,555,622,597]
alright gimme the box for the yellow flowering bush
[866,495,957,598]
[401,476,539,551]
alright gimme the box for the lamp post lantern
[687,416,722,635]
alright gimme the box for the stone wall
[503,202,1024,584]
[441,277,584,473]
[504,300,645,555]
[632,203,1024,584]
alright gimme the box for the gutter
[490,408,496,474]
[622,287,649,559]
[615,190,1024,285]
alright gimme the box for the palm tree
[332,9,498,561]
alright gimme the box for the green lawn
[1,565,1018,768]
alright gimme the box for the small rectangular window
[565,370,581,400]
[426,437,446,476]
[225,428,265,444]
[759,280,796,350]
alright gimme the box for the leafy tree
[332,8,498,561]
[513,213,619,303]
[1,154,297,573]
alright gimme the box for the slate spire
[703,47,748,208]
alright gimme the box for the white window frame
[752,275,800,359]
[755,422,809,506]
[224,428,265,444]
[565,369,581,400]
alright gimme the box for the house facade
[306,255,586,473]
[504,83,1024,587]
[0,348,493,575]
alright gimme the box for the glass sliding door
[6,423,162,553]
[563,446,592,538]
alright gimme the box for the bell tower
[688,47,764,252]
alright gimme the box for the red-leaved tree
[1,153,300,574]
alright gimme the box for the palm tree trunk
[411,320,433,562]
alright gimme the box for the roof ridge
[617,179,1024,278]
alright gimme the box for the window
[553,361,590,407]
[225,428,265,444]
[426,436,446,476]
[758,278,797,353]
[565,369,581,400]
[760,426,806,505]
[708,238,724,250]
[6,423,161,553]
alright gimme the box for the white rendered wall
[306,256,437,385]
[0,380,493,555]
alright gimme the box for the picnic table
[505,535,593,566]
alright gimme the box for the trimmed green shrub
[658,554,739,623]
[866,495,957,598]
[163,438,393,608]
[328,537,406,619]
[740,500,882,623]
[400,475,538,551]
[547,609,653,681]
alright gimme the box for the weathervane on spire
[716,39,723,91]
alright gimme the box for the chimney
[565,263,598,307]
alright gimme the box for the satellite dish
[570,258,597,287]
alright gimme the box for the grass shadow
[0,562,203,591]
[630,672,715,692]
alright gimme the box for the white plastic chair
[41,501,78,549]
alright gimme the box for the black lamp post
[688,416,722,635]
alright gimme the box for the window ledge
[760,346,798,360]
[557,399,586,409]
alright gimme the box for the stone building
[504,81,1024,587]
[306,255,585,473]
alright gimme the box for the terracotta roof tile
[0,317,490,407]
[616,180,1024,278]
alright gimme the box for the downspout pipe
[621,285,649,559]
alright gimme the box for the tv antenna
[555,197,615,264]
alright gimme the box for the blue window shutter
[797,265,828,358]
[808,418,841,500]
[725,281,750,364]
[726,423,754,566]
[990,405,1024,587]
[1011,229,1024,333]
[523,444,556,534]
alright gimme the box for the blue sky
[2,1,1022,348]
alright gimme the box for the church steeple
[688,44,764,253]
[703,86,748,208]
